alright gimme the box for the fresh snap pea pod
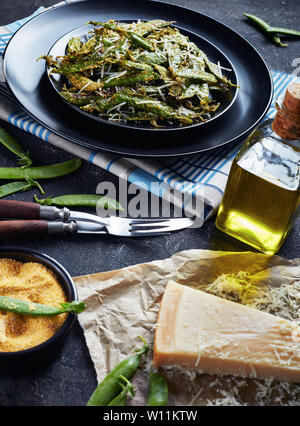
[0,158,82,180]
[0,178,44,199]
[0,296,86,316]
[102,70,158,88]
[146,373,168,406]
[0,125,32,167]
[266,26,300,37]
[0,181,33,198]
[87,337,149,406]
[107,376,135,406]
[243,13,288,47]
[33,194,124,211]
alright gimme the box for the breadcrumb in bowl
[0,247,77,368]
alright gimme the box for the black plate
[3,0,273,157]
[48,22,238,132]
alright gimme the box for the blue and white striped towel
[0,3,297,222]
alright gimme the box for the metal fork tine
[129,218,172,224]
[130,230,171,237]
[130,218,193,228]
[130,225,170,231]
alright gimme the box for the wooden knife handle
[0,200,41,219]
[0,220,48,239]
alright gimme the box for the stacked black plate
[3,0,273,158]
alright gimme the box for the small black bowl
[0,247,77,370]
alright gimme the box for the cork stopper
[272,82,300,140]
[283,82,300,114]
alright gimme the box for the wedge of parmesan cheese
[153,280,300,383]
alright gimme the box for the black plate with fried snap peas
[3,0,273,157]
[44,20,238,131]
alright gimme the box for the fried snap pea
[102,70,158,88]
[128,32,154,52]
[0,158,82,180]
[53,58,105,75]
[33,193,124,211]
[146,373,169,406]
[89,21,154,51]
[0,296,86,316]
[41,19,234,127]
[67,37,82,53]
[87,336,149,406]
[60,91,103,106]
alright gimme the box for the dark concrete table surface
[0,0,299,406]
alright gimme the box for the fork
[0,200,194,238]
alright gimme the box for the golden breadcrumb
[0,258,67,352]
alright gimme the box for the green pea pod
[0,158,82,180]
[0,296,86,316]
[0,178,44,199]
[33,194,124,211]
[0,125,32,167]
[266,26,300,37]
[108,376,135,406]
[146,373,168,406]
[87,337,149,406]
[0,181,32,198]
[243,14,288,47]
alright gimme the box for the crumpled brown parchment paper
[74,249,300,406]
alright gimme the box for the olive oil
[216,126,300,253]
[216,82,300,254]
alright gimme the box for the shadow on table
[0,329,71,377]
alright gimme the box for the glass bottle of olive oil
[216,82,300,254]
